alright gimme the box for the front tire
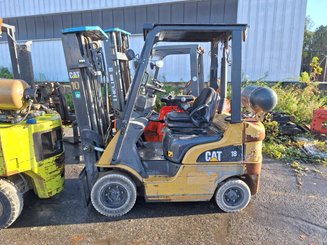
[215,178,251,213]
[91,172,137,217]
[0,179,24,229]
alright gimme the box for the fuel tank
[242,85,278,113]
[0,79,29,110]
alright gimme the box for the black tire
[91,172,137,217]
[215,178,251,213]
[0,179,24,229]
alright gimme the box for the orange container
[311,107,327,134]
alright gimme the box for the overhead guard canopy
[62,26,108,40]
[143,23,248,42]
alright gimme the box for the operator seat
[166,87,219,129]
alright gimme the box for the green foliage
[302,16,327,79]
[0,67,13,79]
[263,139,326,166]
[239,80,326,125]
[262,111,326,168]
[271,83,327,124]
[309,56,323,81]
[262,142,286,160]
[299,71,310,83]
[64,92,74,111]
[154,84,182,111]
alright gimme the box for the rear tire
[0,179,24,229]
[91,172,137,217]
[215,178,251,213]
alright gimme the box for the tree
[301,16,327,81]
[302,16,314,72]
[309,56,323,81]
[311,25,327,53]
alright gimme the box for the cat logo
[69,71,80,79]
[205,151,222,162]
[167,151,173,157]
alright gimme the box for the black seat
[161,95,194,106]
[166,111,190,122]
[163,128,223,163]
[166,87,219,129]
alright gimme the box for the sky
[306,0,327,29]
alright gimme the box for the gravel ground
[0,136,326,245]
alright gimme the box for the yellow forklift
[61,24,277,217]
[0,19,65,228]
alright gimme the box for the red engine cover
[144,106,181,142]
[311,107,327,134]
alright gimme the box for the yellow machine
[62,24,278,217]
[0,79,64,228]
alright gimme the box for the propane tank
[241,85,277,113]
[0,79,29,110]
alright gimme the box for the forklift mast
[61,26,111,202]
[103,28,133,128]
[0,18,35,87]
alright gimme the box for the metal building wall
[0,39,69,81]
[0,0,307,82]
[2,0,237,40]
[0,0,238,82]
[238,0,307,81]
[0,36,213,82]
[0,0,191,18]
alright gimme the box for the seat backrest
[190,88,213,112]
[190,87,219,127]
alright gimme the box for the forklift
[61,24,277,217]
[0,18,65,228]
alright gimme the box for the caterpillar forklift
[61,23,277,217]
[0,18,65,228]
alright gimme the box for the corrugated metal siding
[0,0,307,82]
[2,0,238,40]
[237,0,307,81]
[0,0,238,82]
[0,0,192,18]
[129,37,215,81]
[0,39,68,81]
[0,43,11,70]
[31,39,68,81]
[0,36,216,82]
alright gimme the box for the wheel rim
[100,183,128,209]
[223,187,244,207]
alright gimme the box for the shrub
[271,83,327,124]
[0,67,13,79]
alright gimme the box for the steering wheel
[146,79,166,93]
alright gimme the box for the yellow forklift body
[97,121,265,202]
[0,114,64,198]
